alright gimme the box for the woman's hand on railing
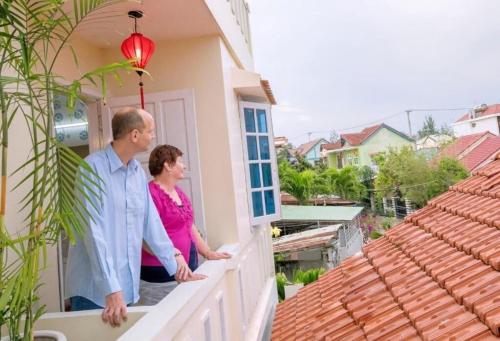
[206,250,232,260]
[175,271,207,283]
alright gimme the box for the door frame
[54,83,103,311]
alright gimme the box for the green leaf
[0,275,16,311]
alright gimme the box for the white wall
[453,116,500,137]
[204,0,254,70]
[219,39,255,244]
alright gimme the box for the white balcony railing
[34,225,277,341]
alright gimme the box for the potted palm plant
[0,1,138,340]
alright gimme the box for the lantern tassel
[139,75,145,109]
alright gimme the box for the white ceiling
[73,0,220,47]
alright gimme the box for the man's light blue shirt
[65,144,178,307]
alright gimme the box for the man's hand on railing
[102,291,128,328]
[174,250,190,281]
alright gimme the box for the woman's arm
[191,225,231,260]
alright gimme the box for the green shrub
[292,268,326,286]
[380,217,395,230]
[370,230,384,240]
[276,273,288,302]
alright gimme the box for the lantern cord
[139,74,145,109]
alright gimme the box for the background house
[274,136,293,162]
[295,138,329,165]
[280,192,356,206]
[416,133,453,159]
[273,223,364,278]
[273,205,363,236]
[321,124,414,169]
[437,131,500,173]
[5,1,280,340]
[452,103,500,137]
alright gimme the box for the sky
[249,1,500,146]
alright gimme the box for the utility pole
[405,110,412,137]
[307,132,312,141]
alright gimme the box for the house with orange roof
[271,153,500,340]
[438,131,500,172]
[452,104,500,137]
[321,124,414,170]
[296,138,329,165]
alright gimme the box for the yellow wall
[9,34,257,313]
[101,36,240,247]
[54,37,106,83]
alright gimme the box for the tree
[358,166,376,210]
[374,147,468,207]
[279,162,317,205]
[374,147,433,206]
[329,130,339,143]
[418,115,438,139]
[427,157,468,197]
[440,123,455,137]
[290,151,313,172]
[277,143,293,163]
[320,166,366,201]
[357,166,375,191]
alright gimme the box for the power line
[292,106,472,140]
[366,179,438,192]
[292,110,405,139]
[408,107,471,112]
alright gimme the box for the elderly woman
[139,144,231,305]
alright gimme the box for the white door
[101,89,206,234]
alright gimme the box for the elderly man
[65,107,204,327]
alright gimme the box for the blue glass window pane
[247,136,258,160]
[264,190,275,215]
[259,136,270,160]
[244,108,256,133]
[249,164,261,188]
[257,109,267,133]
[262,163,272,187]
[252,191,264,217]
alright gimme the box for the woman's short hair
[112,107,145,140]
[149,144,184,176]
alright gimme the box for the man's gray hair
[112,107,145,140]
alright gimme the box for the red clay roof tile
[437,132,500,172]
[455,104,500,123]
[272,158,500,340]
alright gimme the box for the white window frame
[239,101,281,226]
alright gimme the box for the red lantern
[120,11,155,109]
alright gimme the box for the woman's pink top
[141,182,195,266]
